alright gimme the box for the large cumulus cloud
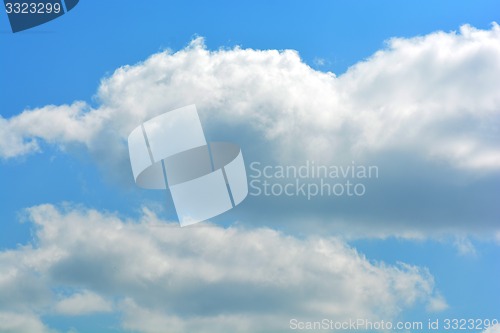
[1,24,499,237]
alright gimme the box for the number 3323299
[5,2,62,14]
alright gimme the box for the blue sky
[1,1,500,333]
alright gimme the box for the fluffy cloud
[341,25,500,170]
[0,312,53,333]
[1,24,499,237]
[1,24,499,169]
[0,204,443,332]
[0,102,99,159]
[54,291,112,316]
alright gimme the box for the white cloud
[0,24,499,237]
[341,25,500,168]
[54,290,112,316]
[0,204,443,332]
[453,236,477,256]
[0,102,100,159]
[425,293,449,312]
[2,24,500,170]
[0,312,53,333]
[119,298,269,333]
[0,250,52,311]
